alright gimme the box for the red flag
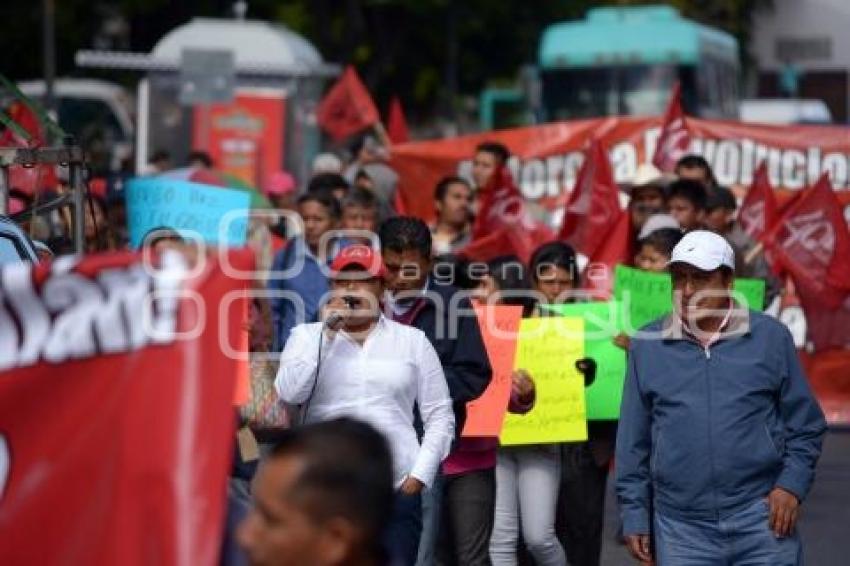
[387,96,410,144]
[583,209,633,300]
[796,285,850,352]
[558,139,622,258]
[316,66,380,141]
[462,166,553,264]
[1,100,57,195]
[737,162,778,243]
[763,173,850,308]
[802,349,850,425]
[0,250,252,565]
[0,100,43,147]
[652,82,691,172]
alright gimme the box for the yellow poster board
[500,317,588,445]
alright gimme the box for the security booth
[76,17,340,188]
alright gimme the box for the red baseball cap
[330,245,386,278]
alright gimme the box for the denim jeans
[654,498,803,565]
[416,474,443,566]
[385,491,424,566]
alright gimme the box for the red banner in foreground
[0,250,251,565]
[391,116,850,224]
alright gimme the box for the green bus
[480,5,740,130]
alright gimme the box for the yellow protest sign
[500,317,588,445]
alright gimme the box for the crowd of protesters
[1,133,828,566]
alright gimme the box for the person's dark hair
[475,141,510,165]
[529,241,578,283]
[298,189,342,219]
[667,179,708,211]
[308,173,350,196]
[485,254,535,316]
[434,176,471,202]
[706,185,737,212]
[378,216,432,258]
[637,228,683,259]
[269,418,394,546]
[675,154,716,186]
[187,150,213,168]
[341,187,378,211]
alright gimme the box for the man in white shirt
[275,244,455,565]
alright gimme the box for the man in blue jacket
[616,230,827,565]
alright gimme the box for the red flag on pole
[387,96,410,144]
[583,209,633,300]
[461,166,553,263]
[763,173,850,308]
[652,82,691,173]
[316,66,380,141]
[737,162,778,243]
[558,139,622,259]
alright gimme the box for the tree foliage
[3,0,771,122]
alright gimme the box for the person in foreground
[275,245,455,565]
[615,230,827,565]
[237,418,395,566]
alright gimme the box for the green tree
[2,1,772,125]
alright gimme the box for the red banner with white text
[0,250,252,566]
[390,116,850,225]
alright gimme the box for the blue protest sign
[125,177,250,248]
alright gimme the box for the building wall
[751,0,850,122]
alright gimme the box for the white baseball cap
[669,230,735,271]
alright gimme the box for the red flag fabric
[0,250,252,566]
[737,162,778,243]
[0,100,43,147]
[763,173,850,308]
[652,82,691,173]
[387,96,410,144]
[462,166,554,263]
[802,349,850,425]
[1,100,58,195]
[582,209,632,300]
[796,286,850,352]
[316,66,380,141]
[558,139,622,258]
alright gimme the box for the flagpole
[373,121,392,148]
[744,242,764,265]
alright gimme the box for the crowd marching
[1,118,834,566]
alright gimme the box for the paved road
[600,429,850,565]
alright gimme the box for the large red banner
[391,116,850,224]
[0,250,251,565]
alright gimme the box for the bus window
[541,68,617,120]
[620,65,678,115]
[542,64,679,120]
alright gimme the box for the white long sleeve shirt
[275,316,455,488]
